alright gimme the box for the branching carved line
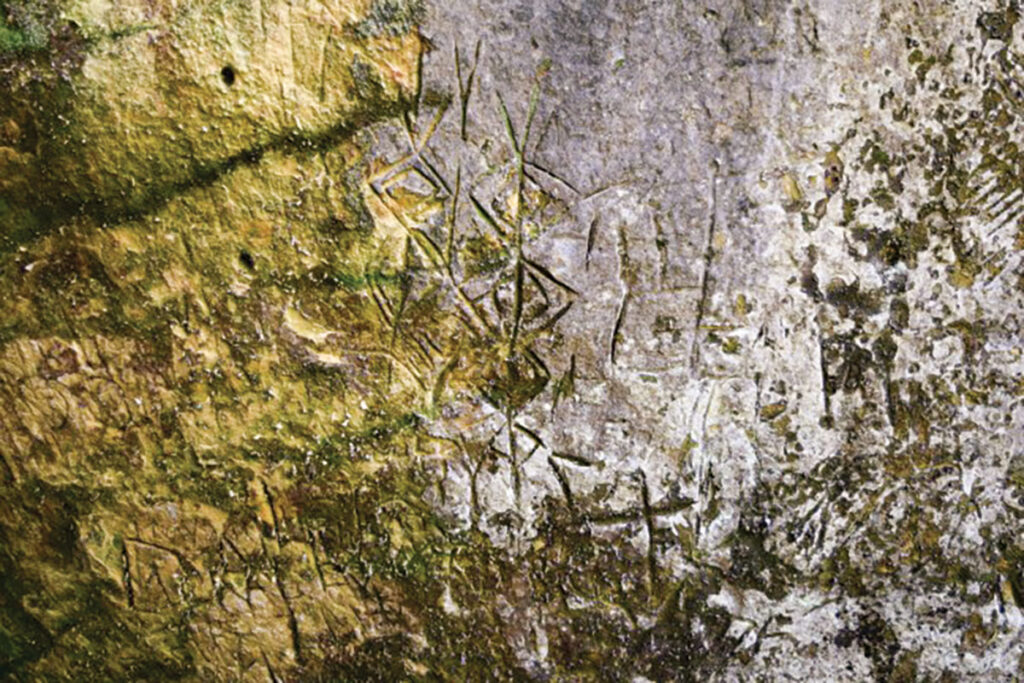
[455,40,482,141]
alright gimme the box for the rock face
[1,0,1022,680]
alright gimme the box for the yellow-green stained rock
[0,0,419,222]
[0,1,463,679]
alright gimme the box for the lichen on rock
[2,0,1024,680]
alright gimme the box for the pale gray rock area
[371,0,1024,678]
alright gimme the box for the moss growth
[0,1,52,54]
[0,23,31,52]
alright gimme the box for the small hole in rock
[221,65,236,86]
[239,250,255,270]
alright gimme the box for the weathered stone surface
[1,0,1022,680]
[409,1,1024,678]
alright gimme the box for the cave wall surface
[1,0,1022,680]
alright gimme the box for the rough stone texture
[410,1,1024,678]
[1,0,1023,680]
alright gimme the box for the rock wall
[0,0,1021,679]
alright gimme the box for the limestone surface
[0,0,1022,680]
